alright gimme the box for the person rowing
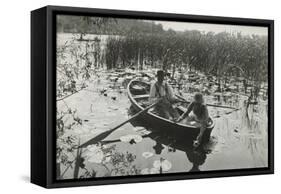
[177,93,210,147]
[149,70,179,120]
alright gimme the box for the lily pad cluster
[142,152,154,159]
[85,145,104,164]
[140,158,172,175]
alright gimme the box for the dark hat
[194,93,204,103]
[156,70,165,77]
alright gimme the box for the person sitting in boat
[177,93,210,147]
[149,70,179,120]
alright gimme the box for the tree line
[57,15,164,35]
[57,15,268,82]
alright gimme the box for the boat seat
[133,94,149,99]
[176,105,187,113]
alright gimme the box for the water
[57,72,268,179]
[56,33,268,179]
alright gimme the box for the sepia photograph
[56,15,269,180]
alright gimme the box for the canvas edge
[30,5,274,188]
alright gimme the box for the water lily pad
[86,145,104,164]
[153,159,172,172]
[140,168,150,175]
[104,155,111,163]
[149,168,160,174]
[139,130,151,136]
[87,152,104,164]
[142,152,154,159]
[86,144,100,152]
[119,134,143,143]
[63,115,74,126]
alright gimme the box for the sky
[154,20,268,36]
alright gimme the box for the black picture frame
[31,5,274,188]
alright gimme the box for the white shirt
[149,81,174,104]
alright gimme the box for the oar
[213,108,241,118]
[176,94,241,119]
[79,100,161,148]
[175,94,237,110]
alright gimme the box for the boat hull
[127,80,214,143]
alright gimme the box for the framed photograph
[31,5,274,188]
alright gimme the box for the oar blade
[79,100,160,148]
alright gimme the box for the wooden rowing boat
[127,79,215,143]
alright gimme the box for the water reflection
[153,142,165,155]
[129,105,209,172]
[98,125,209,173]
[147,131,208,172]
